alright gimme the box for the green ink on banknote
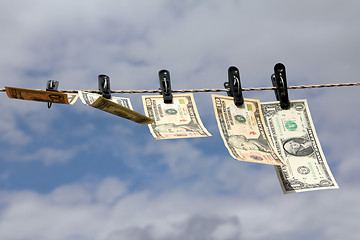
[234,115,246,123]
[285,121,297,131]
[307,162,318,180]
[165,109,177,115]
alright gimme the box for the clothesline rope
[0,82,359,94]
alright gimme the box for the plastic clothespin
[224,66,244,107]
[159,69,173,104]
[46,80,59,109]
[98,74,111,99]
[271,63,290,109]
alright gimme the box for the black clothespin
[46,80,59,109]
[159,69,173,104]
[224,66,244,107]
[271,63,290,109]
[98,74,111,99]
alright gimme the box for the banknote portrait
[283,137,314,156]
[228,135,273,153]
[153,122,201,138]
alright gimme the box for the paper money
[142,93,211,139]
[261,100,339,194]
[5,86,78,105]
[79,91,154,125]
[212,94,285,166]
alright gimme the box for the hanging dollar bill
[5,86,78,105]
[79,91,154,125]
[212,95,285,166]
[142,93,211,139]
[261,100,339,194]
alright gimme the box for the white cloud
[3,145,86,165]
[1,0,357,90]
[0,116,31,146]
[0,176,359,240]
[211,218,240,240]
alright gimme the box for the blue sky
[0,0,360,239]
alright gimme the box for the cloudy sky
[0,0,360,239]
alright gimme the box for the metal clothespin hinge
[46,80,59,109]
[271,63,290,109]
[159,69,173,104]
[98,74,111,99]
[224,66,244,107]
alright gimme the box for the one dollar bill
[79,91,154,125]
[212,94,285,166]
[5,86,78,105]
[142,93,211,139]
[261,100,339,194]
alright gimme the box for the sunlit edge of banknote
[142,93,212,139]
[78,90,98,105]
[211,94,285,166]
[262,99,339,194]
[67,93,79,105]
[91,96,154,125]
[5,86,73,104]
[78,91,133,109]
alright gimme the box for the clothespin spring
[225,66,244,107]
[271,63,290,109]
[46,80,59,109]
[159,70,173,104]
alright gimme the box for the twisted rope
[1,82,359,94]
